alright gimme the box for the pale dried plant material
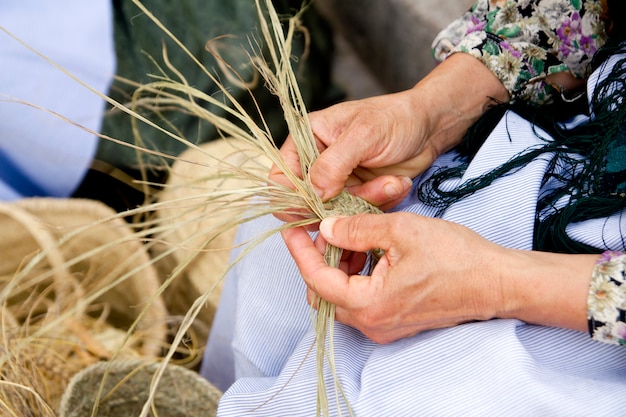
[58,359,220,417]
[0,0,381,415]
[0,199,171,415]
[125,0,382,414]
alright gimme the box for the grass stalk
[1,0,384,415]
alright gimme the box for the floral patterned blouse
[588,252,626,346]
[432,0,607,105]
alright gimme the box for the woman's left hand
[282,212,507,343]
[282,212,593,344]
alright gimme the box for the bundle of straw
[154,137,272,346]
[1,0,381,415]
[0,198,169,414]
[119,0,382,415]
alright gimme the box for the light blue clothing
[0,0,114,200]
[202,56,626,415]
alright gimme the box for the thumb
[319,214,391,254]
[309,146,362,200]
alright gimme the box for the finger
[345,175,412,211]
[281,226,351,306]
[282,226,324,257]
[269,135,321,226]
[268,136,303,189]
[319,213,395,254]
[345,250,368,275]
[313,231,368,274]
[308,118,384,200]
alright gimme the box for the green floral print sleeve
[432,0,607,105]
[588,251,626,346]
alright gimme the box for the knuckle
[345,214,367,242]
[388,212,419,239]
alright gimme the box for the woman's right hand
[270,89,431,215]
[270,52,510,220]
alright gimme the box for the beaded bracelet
[588,251,626,345]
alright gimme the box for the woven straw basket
[155,137,271,345]
[0,197,168,412]
[58,359,220,417]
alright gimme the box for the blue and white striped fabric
[202,58,626,415]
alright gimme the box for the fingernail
[383,182,401,198]
[400,176,413,190]
[319,217,338,240]
[383,176,413,198]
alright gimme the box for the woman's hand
[270,89,431,220]
[282,213,595,344]
[284,212,506,343]
[270,53,510,223]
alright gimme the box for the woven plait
[325,191,384,260]
[324,191,383,216]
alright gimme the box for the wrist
[495,249,595,332]
[409,53,509,156]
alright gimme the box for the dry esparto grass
[0,1,382,415]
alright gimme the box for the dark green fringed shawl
[419,39,626,254]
